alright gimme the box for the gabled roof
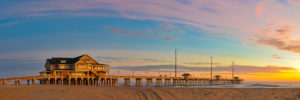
[46,54,88,65]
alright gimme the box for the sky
[1,0,300,82]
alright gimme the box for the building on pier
[39,54,109,77]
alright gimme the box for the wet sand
[1,85,300,100]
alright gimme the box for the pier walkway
[0,75,242,86]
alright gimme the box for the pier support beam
[106,78,111,86]
[54,78,57,85]
[124,78,131,86]
[156,79,162,86]
[146,78,153,86]
[86,78,90,85]
[136,78,142,87]
[97,78,101,86]
[165,79,171,86]
[114,79,118,86]
[68,78,71,85]
[101,78,105,86]
[74,78,78,85]
[2,80,5,85]
[15,80,21,85]
[173,79,178,86]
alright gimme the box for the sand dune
[1,85,300,100]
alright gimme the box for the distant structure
[39,54,110,77]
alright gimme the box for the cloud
[102,26,146,38]
[161,23,177,29]
[102,23,185,41]
[271,54,282,59]
[0,21,18,27]
[163,37,179,41]
[184,61,221,65]
[251,24,300,53]
[3,0,300,53]
[1,0,259,37]
[255,2,265,18]
[112,65,297,74]
[95,56,171,63]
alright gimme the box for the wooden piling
[146,78,153,86]
[124,78,131,86]
[136,78,142,87]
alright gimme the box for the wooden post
[107,78,111,86]
[91,78,94,86]
[18,80,21,85]
[136,78,142,87]
[60,79,63,85]
[146,78,153,86]
[32,79,36,85]
[68,78,71,85]
[3,79,6,85]
[87,78,90,86]
[98,78,101,86]
[124,78,130,86]
[74,78,77,85]
[115,79,118,86]
[165,79,170,86]
[173,79,178,86]
[47,78,50,84]
[54,78,57,85]
[110,79,113,86]
[156,79,162,86]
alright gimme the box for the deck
[0,75,243,86]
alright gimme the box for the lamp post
[232,61,235,79]
[210,57,213,79]
[175,49,177,77]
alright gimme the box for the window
[84,59,90,62]
[60,60,66,63]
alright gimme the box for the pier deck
[0,75,243,86]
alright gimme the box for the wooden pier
[0,54,243,86]
[0,75,242,86]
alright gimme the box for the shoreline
[1,85,300,100]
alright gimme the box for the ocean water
[176,82,300,88]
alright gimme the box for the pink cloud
[163,37,179,41]
[102,26,146,38]
[271,54,282,59]
[4,0,300,53]
[251,24,300,53]
[255,2,265,18]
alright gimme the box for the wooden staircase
[90,70,100,77]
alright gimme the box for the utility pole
[175,49,177,77]
[210,56,213,79]
[232,61,235,79]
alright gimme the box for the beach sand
[1,85,300,100]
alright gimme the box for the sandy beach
[0,85,300,100]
